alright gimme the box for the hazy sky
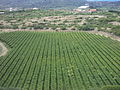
[87,0,120,1]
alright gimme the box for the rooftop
[78,6,89,9]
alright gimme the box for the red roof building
[89,9,97,12]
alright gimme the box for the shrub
[0,25,5,29]
[77,25,94,31]
[12,25,19,29]
[71,27,76,30]
[60,27,67,30]
[33,25,44,29]
[21,26,27,29]
[113,30,120,36]
[51,27,57,30]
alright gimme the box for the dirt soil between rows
[0,42,8,57]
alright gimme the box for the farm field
[0,31,120,90]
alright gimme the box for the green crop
[0,31,120,90]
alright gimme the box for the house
[9,8,19,12]
[89,9,97,12]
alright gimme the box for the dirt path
[85,30,120,42]
[0,42,8,57]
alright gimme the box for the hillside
[0,9,120,36]
[0,0,86,9]
[88,1,120,9]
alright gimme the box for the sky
[87,0,120,1]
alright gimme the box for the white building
[78,6,89,9]
[9,8,13,11]
[9,8,18,11]
[74,5,90,12]
[32,8,38,10]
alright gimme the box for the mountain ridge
[0,0,86,9]
[0,0,120,9]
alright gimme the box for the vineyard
[0,31,120,90]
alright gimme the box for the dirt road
[0,42,8,57]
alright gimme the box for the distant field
[0,31,120,90]
[0,10,120,36]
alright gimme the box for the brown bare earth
[85,30,120,42]
[109,22,120,26]
[0,42,8,57]
[0,15,105,29]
